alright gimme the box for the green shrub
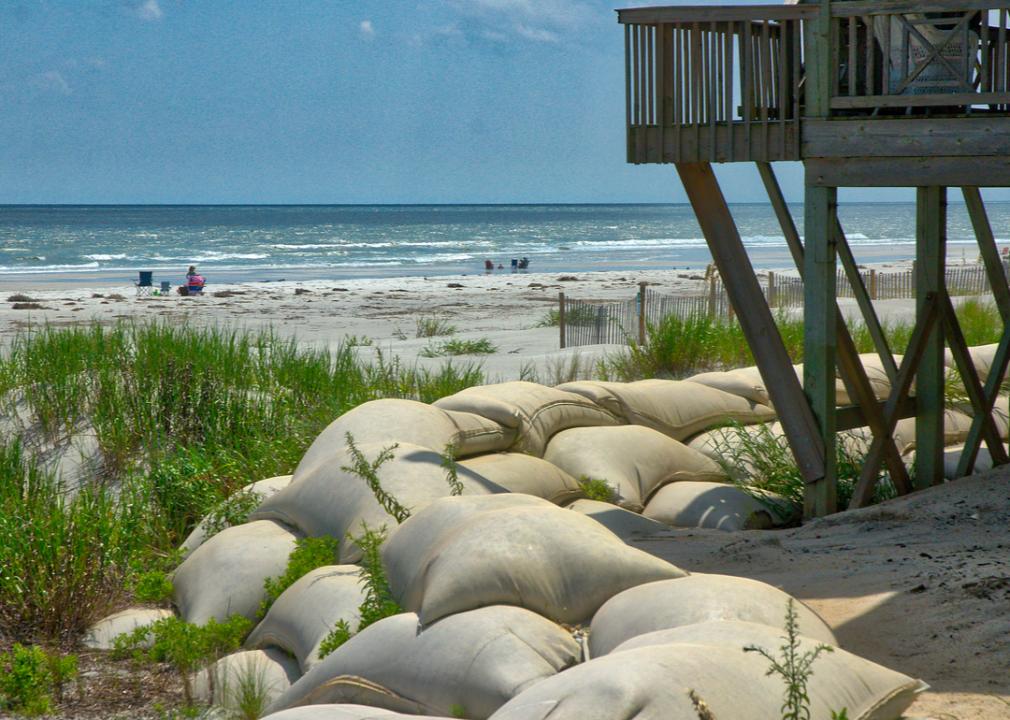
[441,443,463,496]
[260,536,340,617]
[133,571,174,605]
[420,338,497,357]
[578,476,616,503]
[114,615,252,704]
[202,488,262,539]
[353,524,403,632]
[317,619,353,659]
[0,644,77,717]
[744,599,834,720]
[342,434,410,522]
[415,317,457,338]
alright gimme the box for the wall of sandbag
[81,346,1009,719]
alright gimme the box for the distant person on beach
[180,265,205,296]
[484,259,494,272]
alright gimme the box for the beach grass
[420,337,497,357]
[0,320,484,645]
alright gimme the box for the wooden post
[767,271,776,307]
[638,281,648,345]
[677,162,827,493]
[708,277,717,317]
[869,268,878,300]
[558,292,567,350]
[915,186,947,490]
[803,180,839,517]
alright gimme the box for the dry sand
[2,263,1007,718]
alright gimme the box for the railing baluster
[632,24,640,128]
[625,23,632,162]
[866,15,875,96]
[882,13,891,95]
[710,21,718,162]
[779,19,788,158]
[674,25,682,161]
[726,20,736,161]
[999,10,1007,94]
[693,22,702,161]
[982,9,991,92]
[647,24,654,126]
[848,16,857,97]
[743,19,752,160]
[761,20,771,162]
[793,18,801,157]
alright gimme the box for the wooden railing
[620,5,815,163]
[829,1,1010,111]
[619,2,1010,164]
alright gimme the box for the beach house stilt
[618,1,1010,516]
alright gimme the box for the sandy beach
[3,261,1008,718]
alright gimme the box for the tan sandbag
[246,565,366,672]
[173,519,302,625]
[942,442,1010,479]
[588,573,835,657]
[953,394,1010,439]
[252,443,506,563]
[83,608,174,650]
[564,499,671,541]
[643,481,798,531]
[265,607,580,720]
[543,426,725,511]
[893,408,975,453]
[383,495,687,625]
[433,381,621,456]
[294,399,515,480]
[967,343,1005,384]
[181,475,294,558]
[688,364,854,408]
[459,452,583,505]
[263,705,456,719]
[845,353,900,401]
[193,647,301,711]
[557,379,774,440]
[489,640,923,720]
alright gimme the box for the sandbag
[263,706,457,719]
[294,399,515,480]
[252,443,506,563]
[686,423,783,466]
[266,607,580,720]
[459,452,583,505]
[953,394,1010,439]
[588,573,835,657]
[383,495,686,625]
[688,364,854,408]
[556,379,774,440]
[643,481,798,531]
[433,382,621,456]
[942,442,1010,479]
[193,647,301,711]
[181,475,294,558]
[489,640,922,720]
[173,519,302,625]
[83,608,174,650]
[246,565,367,672]
[893,408,975,453]
[543,426,725,511]
[564,499,670,541]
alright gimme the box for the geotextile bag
[383,495,687,625]
[265,607,580,720]
[563,499,670,541]
[180,475,294,558]
[459,452,583,505]
[433,382,621,456]
[252,443,506,563]
[488,639,923,720]
[194,647,301,711]
[557,379,774,440]
[263,706,457,719]
[588,573,836,657]
[294,399,515,479]
[246,565,367,672]
[543,426,725,511]
[642,481,797,531]
[173,519,302,625]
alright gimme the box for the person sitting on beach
[184,265,205,295]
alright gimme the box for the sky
[0,0,980,205]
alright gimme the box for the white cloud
[442,0,599,44]
[34,70,71,95]
[136,0,163,22]
[359,20,375,39]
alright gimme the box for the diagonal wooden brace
[851,293,940,508]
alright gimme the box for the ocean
[0,203,1005,284]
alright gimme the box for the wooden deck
[621,2,1010,169]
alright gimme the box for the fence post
[558,292,566,349]
[638,281,648,345]
[708,277,717,317]
[869,268,878,300]
[911,260,917,295]
[767,271,776,308]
